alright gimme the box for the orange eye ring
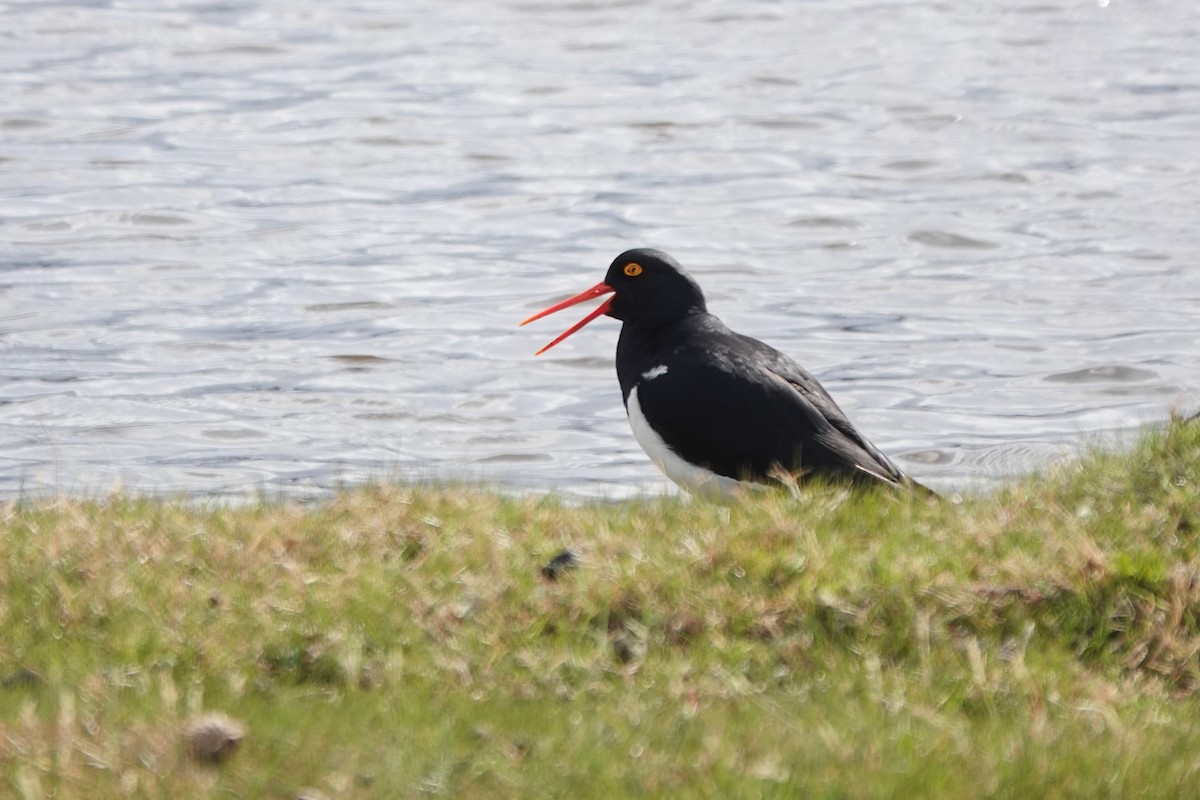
[623,262,643,277]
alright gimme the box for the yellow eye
[624,262,643,277]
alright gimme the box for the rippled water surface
[2,0,1198,500]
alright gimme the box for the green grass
[2,419,1200,798]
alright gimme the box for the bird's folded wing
[634,345,903,487]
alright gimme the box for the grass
[1,419,1199,798]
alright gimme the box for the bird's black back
[617,312,912,488]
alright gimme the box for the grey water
[2,0,1198,501]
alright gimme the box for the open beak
[519,282,615,355]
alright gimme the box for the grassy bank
[2,420,1199,798]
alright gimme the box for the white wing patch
[640,364,669,382]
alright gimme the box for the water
[2,0,1198,501]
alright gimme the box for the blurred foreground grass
[2,419,1199,798]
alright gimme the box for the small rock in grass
[1,667,41,689]
[540,549,580,581]
[612,636,646,665]
[184,712,246,764]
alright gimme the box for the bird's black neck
[615,311,718,404]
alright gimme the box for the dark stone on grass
[612,636,646,665]
[1,667,41,689]
[540,549,580,581]
[184,712,246,764]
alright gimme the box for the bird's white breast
[626,384,762,499]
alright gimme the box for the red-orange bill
[520,282,615,355]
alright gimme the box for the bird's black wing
[742,337,910,487]
[632,331,908,488]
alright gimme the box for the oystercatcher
[521,249,928,497]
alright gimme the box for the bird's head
[520,248,707,355]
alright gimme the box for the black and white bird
[521,249,930,497]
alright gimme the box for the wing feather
[632,332,907,488]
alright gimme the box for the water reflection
[1,0,1198,500]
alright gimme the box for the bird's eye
[624,263,643,277]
